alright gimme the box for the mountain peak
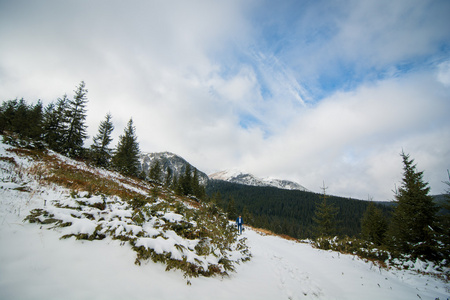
[209,170,309,192]
[139,152,209,185]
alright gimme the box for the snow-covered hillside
[209,169,309,192]
[1,141,449,300]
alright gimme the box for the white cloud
[0,0,449,202]
[437,60,450,86]
[240,71,450,200]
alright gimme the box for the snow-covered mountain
[209,169,310,192]
[140,152,208,185]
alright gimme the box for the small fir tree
[164,167,173,187]
[361,200,388,245]
[64,81,89,157]
[180,164,193,196]
[91,113,114,167]
[192,169,205,199]
[112,118,141,177]
[42,95,69,152]
[149,160,162,182]
[313,182,338,238]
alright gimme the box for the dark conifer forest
[206,180,393,239]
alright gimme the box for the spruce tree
[42,95,69,152]
[164,167,173,187]
[64,81,89,157]
[192,169,205,199]
[0,99,18,133]
[149,160,162,182]
[14,99,31,138]
[91,113,114,167]
[112,118,140,177]
[388,151,438,260]
[227,198,238,221]
[180,164,193,196]
[27,100,43,141]
[313,182,338,238]
[361,200,387,245]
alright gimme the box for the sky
[1,0,449,201]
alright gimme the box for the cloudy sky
[1,0,449,201]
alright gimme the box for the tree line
[0,82,140,177]
[206,180,392,238]
[0,81,204,199]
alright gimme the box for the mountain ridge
[139,151,209,185]
[209,169,309,192]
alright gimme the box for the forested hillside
[206,180,393,239]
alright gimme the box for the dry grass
[248,225,299,242]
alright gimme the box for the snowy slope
[209,169,309,191]
[1,143,449,300]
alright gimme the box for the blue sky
[1,0,449,200]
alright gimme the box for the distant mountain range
[139,152,309,192]
[209,170,310,192]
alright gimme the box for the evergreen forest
[206,180,393,239]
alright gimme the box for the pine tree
[180,164,193,196]
[149,160,162,182]
[164,167,173,187]
[227,198,238,221]
[42,95,69,152]
[313,182,338,238]
[0,99,18,133]
[192,169,205,199]
[14,99,31,138]
[361,200,388,245]
[64,81,89,157]
[27,100,43,141]
[388,151,438,260]
[91,113,114,167]
[112,118,140,177]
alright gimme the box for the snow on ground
[1,142,449,300]
[1,215,449,300]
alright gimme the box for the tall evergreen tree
[91,113,114,167]
[27,100,43,141]
[313,182,338,237]
[361,200,388,245]
[192,169,205,199]
[0,99,18,133]
[42,95,69,152]
[180,164,193,196]
[13,98,31,138]
[64,81,89,157]
[112,118,140,177]
[388,151,438,259]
